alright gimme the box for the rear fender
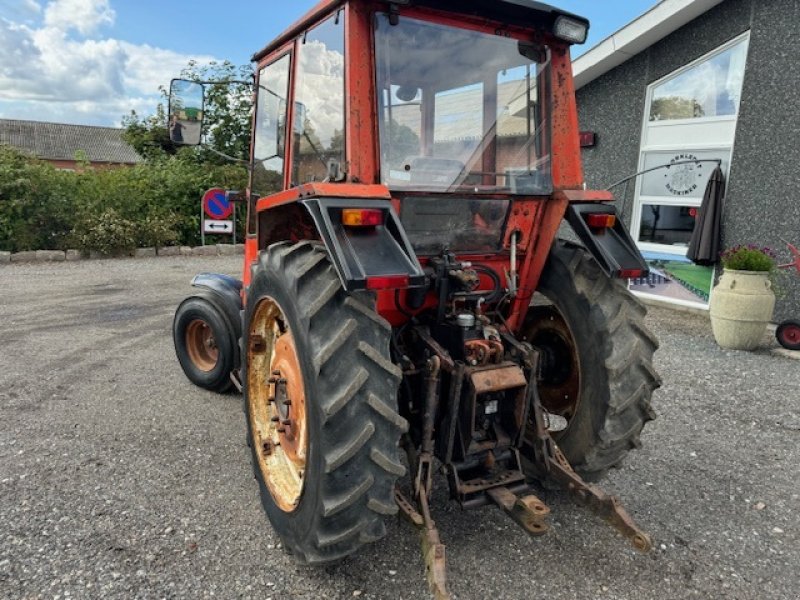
[565,203,649,278]
[190,273,243,368]
[260,198,425,292]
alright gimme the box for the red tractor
[170,1,660,596]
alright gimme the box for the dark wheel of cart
[242,241,408,564]
[173,296,235,392]
[520,240,661,481]
[776,320,800,351]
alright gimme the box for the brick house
[0,119,142,170]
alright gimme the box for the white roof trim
[573,0,726,90]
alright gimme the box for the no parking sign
[200,188,236,243]
[203,188,233,220]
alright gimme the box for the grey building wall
[576,0,800,321]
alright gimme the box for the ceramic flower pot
[709,269,775,350]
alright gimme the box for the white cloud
[44,0,114,36]
[297,40,345,147]
[0,0,219,126]
[0,0,42,21]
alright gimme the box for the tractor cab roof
[252,0,589,62]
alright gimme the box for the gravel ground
[0,256,798,600]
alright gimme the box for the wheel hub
[185,319,219,372]
[522,306,582,425]
[247,298,308,512]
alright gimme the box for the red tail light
[342,209,383,227]
[619,269,645,279]
[366,275,409,290]
[586,213,616,229]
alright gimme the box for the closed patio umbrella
[687,165,726,265]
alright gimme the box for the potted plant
[709,245,777,350]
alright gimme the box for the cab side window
[252,53,292,201]
[291,15,345,185]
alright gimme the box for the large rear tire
[243,241,407,564]
[521,240,661,481]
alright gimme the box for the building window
[649,36,749,122]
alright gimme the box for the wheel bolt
[281,419,291,426]
[272,370,281,376]
[271,416,280,423]
[283,399,292,406]
[277,426,287,433]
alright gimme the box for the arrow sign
[204,220,233,234]
[202,187,233,220]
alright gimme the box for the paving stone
[0,251,10,263]
[65,249,82,261]
[192,245,218,256]
[134,247,157,258]
[10,251,37,263]
[157,246,181,257]
[217,244,236,256]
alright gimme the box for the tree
[123,60,254,165]
[122,103,179,159]
[180,60,254,164]
[650,96,705,121]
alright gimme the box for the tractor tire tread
[530,240,660,481]
[246,241,404,565]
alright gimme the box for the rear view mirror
[168,79,205,146]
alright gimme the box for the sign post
[201,187,235,245]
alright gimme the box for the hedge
[0,145,247,255]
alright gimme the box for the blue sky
[0,0,658,127]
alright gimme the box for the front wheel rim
[185,319,219,372]
[247,297,308,513]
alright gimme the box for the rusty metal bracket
[487,486,550,537]
[546,445,653,552]
[396,487,450,600]
[522,349,653,552]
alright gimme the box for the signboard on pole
[200,187,236,244]
[204,220,234,234]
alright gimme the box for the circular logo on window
[664,153,702,196]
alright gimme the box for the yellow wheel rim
[247,297,308,513]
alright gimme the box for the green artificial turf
[662,262,714,295]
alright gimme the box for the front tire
[243,242,407,564]
[173,296,234,392]
[521,240,661,481]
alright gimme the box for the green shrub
[0,145,247,253]
[135,213,179,249]
[720,245,776,272]
[74,209,138,256]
